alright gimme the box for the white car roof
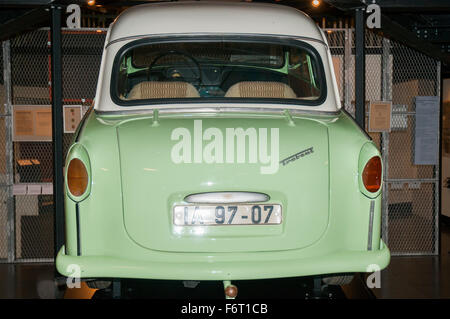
[94,2,342,113]
[108,1,324,44]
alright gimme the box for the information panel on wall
[13,105,52,142]
[369,101,392,132]
[63,105,82,133]
[414,96,440,165]
[13,105,84,140]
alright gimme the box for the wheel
[85,280,112,290]
[322,275,354,286]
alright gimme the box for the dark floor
[0,223,449,299]
[0,263,56,298]
[372,222,450,299]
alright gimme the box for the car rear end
[56,2,389,285]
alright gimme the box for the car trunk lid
[117,114,329,252]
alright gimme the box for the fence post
[51,5,65,259]
[344,28,351,112]
[3,40,15,263]
[381,37,391,246]
[435,61,441,255]
[355,7,366,129]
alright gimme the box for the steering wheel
[146,50,202,86]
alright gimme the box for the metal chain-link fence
[325,28,440,255]
[0,27,440,262]
[385,40,440,255]
[1,28,106,262]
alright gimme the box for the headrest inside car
[127,81,200,99]
[224,81,297,99]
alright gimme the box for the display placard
[414,96,439,165]
[368,101,392,132]
[35,110,52,137]
[13,105,52,142]
[64,105,82,133]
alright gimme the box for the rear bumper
[56,240,390,281]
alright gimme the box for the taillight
[67,158,88,197]
[362,156,382,193]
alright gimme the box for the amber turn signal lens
[362,156,382,193]
[67,158,88,197]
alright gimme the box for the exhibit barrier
[0,28,106,262]
[324,29,440,255]
[0,27,440,262]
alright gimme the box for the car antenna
[152,109,160,127]
[283,109,295,127]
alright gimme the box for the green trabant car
[56,1,390,296]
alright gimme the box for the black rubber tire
[322,275,354,286]
[85,280,112,290]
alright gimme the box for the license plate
[173,204,282,226]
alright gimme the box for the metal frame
[2,40,15,263]
[12,258,55,263]
[324,0,450,65]
[344,28,352,111]
[381,37,391,247]
[435,61,441,256]
[0,7,50,42]
[51,5,65,259]
[354,7,365,129]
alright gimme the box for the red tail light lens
[67,158,88,197]
[362,156,382,193]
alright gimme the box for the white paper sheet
[414,96,440,165]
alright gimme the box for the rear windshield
[112,37,325,106]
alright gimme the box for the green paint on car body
[57,109,390,280]
[56,2,389,282]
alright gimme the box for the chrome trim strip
[76,203,81,256]
[106,32,327,48]
[368,200,375,251]
[184,192,270,204]
[95,107,341,117]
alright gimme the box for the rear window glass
[113,38,325,105]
